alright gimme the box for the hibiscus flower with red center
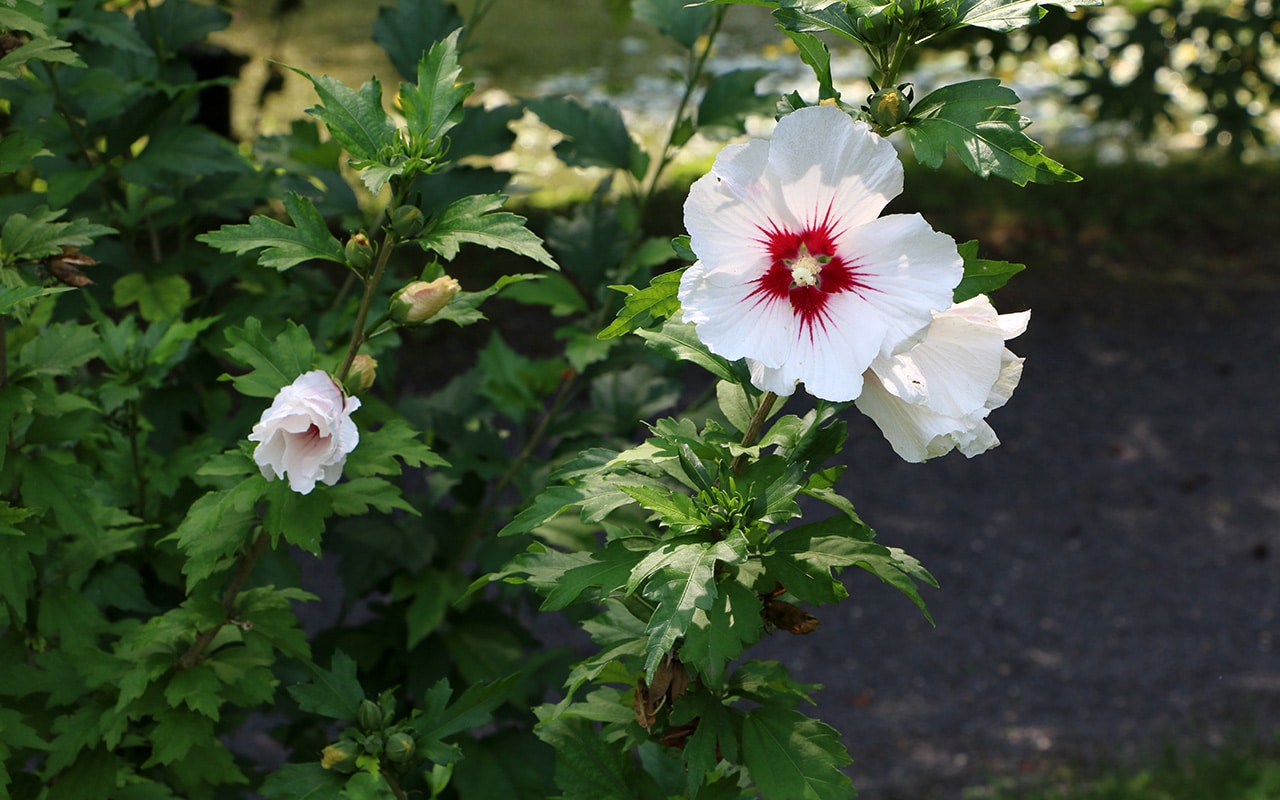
[678,104,963,402]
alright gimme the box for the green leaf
[414,674,518,743]
[327,476,417,517]
[399,29,472,145]
[431,273,545,328]
[636,539,747,679]
[696,68,773,134]
[0,36,83,78]
[285,65,398,163]
[545,540,646,611]
[905,79,1079,186]
[769,516,938,619]
[288,650,365,721]
[163,666,223,720]
[633,0,715,48]
[416,193,556,267]
[196,192,346,271]
[742,706,855,800]
[599,270,684,340]
[0,285,70,314]
[263,479,330,554]
[772,3,861,41]
[164,479,265,592]
[0,207,115,263]
[617,485,704,530]
[534,715,635,799]
[526,96,649,180]
[679,579,763,685]
[0,132,48,175]
[669,692,740,792]
[636,319,740,383]
[342,417,447,477]
[955,0,1102,32]
[144,708,215,768]
[953,239,1026,302]
[259,764,344,800]
[221,318,317,399]
[112,274,191,321]
[17,321,99,377]
[373,0,464,80]
[545,193,627,289]
[778,28,838,101]
[396,568,468,649]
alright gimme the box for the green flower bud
[389,276,461,325]
[386,732,416,764]
[321,740,360,773]
[362,733,384,757]
[345,354,378,395]
[357,699,382,732]
[345,232,374,271]
[390,206,425,238]
[868,85,913,129]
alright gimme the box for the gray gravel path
[750,276,1280,797]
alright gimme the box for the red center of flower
[749,209,864,335]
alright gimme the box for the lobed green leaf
[953,239,1026,302]
[905,79,1080,186]
[196,192,346,271]
[415,193,556,267]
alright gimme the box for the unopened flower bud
[868,85,912,129]
[390,206,424,238]
[346,355,378,394]
[362,733,384,756]
[386,732,415,764]
[346,232,374,271]
[321,740,360,773]
[357,699,382,732]
[389,276,460,325]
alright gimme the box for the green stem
[464,371,576,561]
[337,230,399,383]
[880,26,916,88]
[636,7,727,223]
[175,531,270,670]
[383,770,409,800]
[731,391,778,474]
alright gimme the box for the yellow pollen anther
[790,254,821,288]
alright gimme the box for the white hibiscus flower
[249,370,361,494]
[855,295,1029,462]
[678,103,963,402]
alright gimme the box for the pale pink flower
[679,104,963,402]
[249,370,361,494]
[855,295,1029,462]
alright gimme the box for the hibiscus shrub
[0,0,1088,798]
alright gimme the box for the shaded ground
[742,161,1280,797]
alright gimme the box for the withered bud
[44,246,97,288]
[762,598,821,635]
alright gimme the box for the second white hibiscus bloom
[679,104,1028,462]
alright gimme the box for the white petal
[856,298,1029,462]
[769,105,903,230]
[684,140,782,278]
[679,261,797,368]
[840,214,963,355]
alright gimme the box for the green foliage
[905,79,1079,185]
[0,0,1077,796]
